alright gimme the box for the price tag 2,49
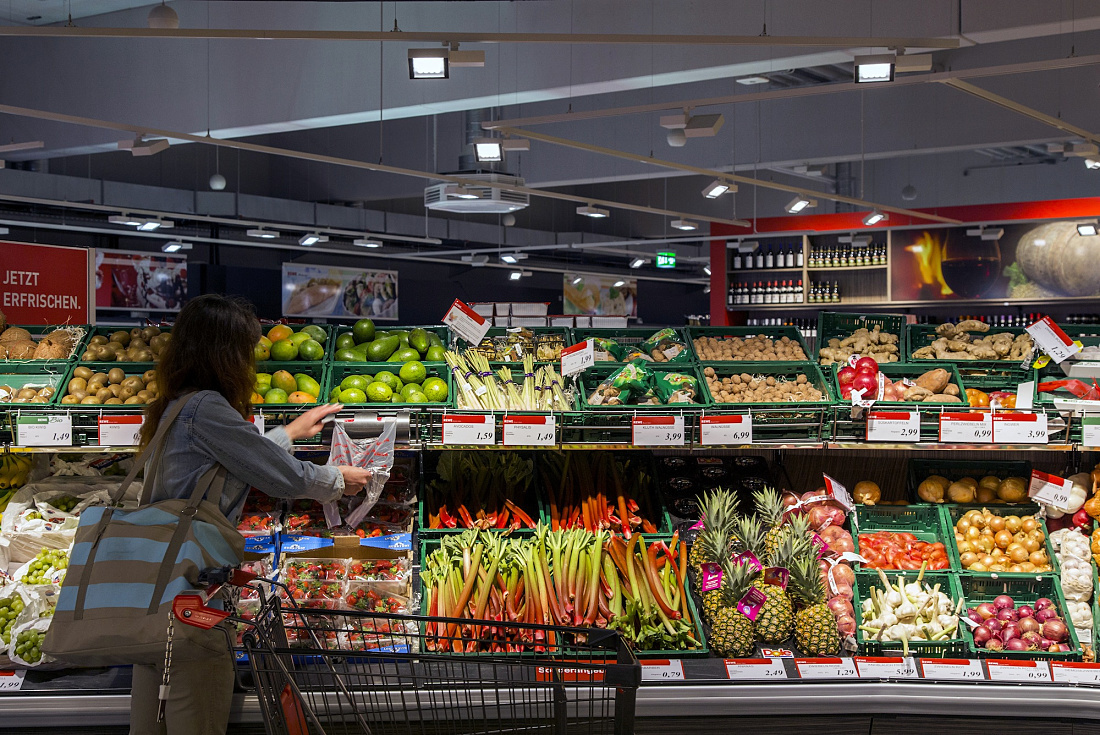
[502,415,556,446]
[632,416,685,446]
[442,415,496,445]
[16,414,72,447]
[865,411,919,442]
[724,658,787,680]
[98,415,143,446]
[1028,470,1073,509]
[938,412,993,443]
[699,414,751,445]
[992,412,1048,444]
[560,340,595,377]
[640,659,685,682]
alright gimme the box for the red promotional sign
[0,242,91,324]
[95,249,188,312]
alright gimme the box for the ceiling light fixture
[161,241,191,253]
[118,137,170,156]
[408,48,449,79]
[571,276,583,285]
[473,138,504,163]
[862,209,888,226]
[462,254,489,267]
[577,205,610,219]
[353,238,382,248]
[501,138,531,152]
[1085,157,1100,170]
[298,233,328,246]
[147,1,179,29]
[659,112,724,138]
[613,280,625,288]
[1078,222,1099,236]
[703,265,712,276]
[854,53,896,83]
[629,257,646,269]
[702,180,734,199]
[671,219,699,231]
[108,214,144,227]
[137,218,172,231]
[509,271,523,280]
[785,196,817,214]
[500,254,518,264]
[736,75,770,85]
[445,185,480,200]
[447,47,485,68]
[247,228,278,239]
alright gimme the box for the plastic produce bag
[655,372,699,404]
[641,328,690,363]
[1038,378,1100,401]
[9,617,53,668]
[324,419,396,529]
[588,359,652,406]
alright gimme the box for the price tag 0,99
[560,340,595,377]
[442,415,496,445]
[985,659,1051,683]
[502,415,556,446]
[854,656,918,679]
[918,658,985,681]
[699,414,752,445]
[98,415,144,446]
[16,414,72,447]
[865,411,920,442]
[1028,470,1073,509]
[640,659,685,682]
[724,658,787,680]
[992,412,1048,444]
[938,412,993,443]
[632,416,685,446]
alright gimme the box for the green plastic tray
[1,324,90,362]
[0,361,72,406]
[907,324,1034,369]
[418,451,541,536]
[59,363,156,408]
[906,459,1033,506]
[331,325,448,364]
[254,363,329,407]
[816,312,908,366]
[686,326,811,364]
[827,362,970,406]
[452,325,572,357]
[577,363,709,411]
[958,575,1082,660]
[941,504,1060,579]
[853,570,969,658]
[852,504,954,571]
[324,363,451,409]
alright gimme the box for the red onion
[968,609,984,625]
[829,563,855,588]
[1039,637,1052,650]
[1005,638,1028,651]
[972,626,993,645]
[1035,597,1054,611]
[1017,616,1041,635]
[985,618,1003,633]
[976,602,996,620]
[993,595,1015,610]
[996,607,1018,622]
[1017,605,1034,618]
[985,638,1004,651]
[1021,631,1043,650]
[1001,624,1020,642]
[832,583,854,601]
[1042,619,1069,643]
[1034,607,1058,623]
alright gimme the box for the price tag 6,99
[992,412,1048,444]
[98,415,143,446]
[560,340,595,377]
[16,414,72,447]
[1028,470,1073,509]
[1026,316,1081,364]
[700,414,752,445]
[724,658,787,680]
[938,412,993,443]
[632,416,685,446]
[985,659,1051,683]
[854,657,918,679]
[918,658,985,681]
[640,659,684,682]
[442,415,496,445]
[1050,661,1100,685]
[865,411,919,442]
[503,415,556,446]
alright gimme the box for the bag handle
[110,391,199,506]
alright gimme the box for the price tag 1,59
[98,415,143,446]
[865,411,919,442]
[632,416,685,446]
[560,340,595,377]
[854,656,918,679]
[503,415,556,446]
[794,658,858,679]
[918,658,985,681]
[1027,316,1082,364]
[442,299,491,345]
[0,670,26,692]
[985,659,1051,683]
[640,659,685,682]
[992,412,1048,444]
[938,412,993,443]
[1050,661,1100,685]
[699,414,752,445]
[16,414,72,447]
[442,415,496,445]
[1028,470,1074,509]
[724,658,787,680]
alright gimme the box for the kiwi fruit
[61,395,80,405]
[107,368,125,384]
[74,366,93,380]
[104,397,123,405]
[95,387,113,402]
[68,377,87,393]
[142,326,161,342]
[110,330,131,346]
[89,335,108,346]
[16,388,37,400]
[80,396,102,405]
[124,396,143,405]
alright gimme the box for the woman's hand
[283,403,342,442]
[338,465,373,495]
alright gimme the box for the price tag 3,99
[865,411,919,442]
[442,414,496,445]
[938,412,993,443]
[992,412,1048,444]
[699,414,751,445]
[1028,470,1073,509]
[502,415,556,446]
[632,416,685,446]
[17,415,72,447]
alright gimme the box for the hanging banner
[0,242,92,324]
[282,263,398,320]
[563,274,637,316]
[95,249,188,312]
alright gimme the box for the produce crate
[0,324,90,362]
[852,504,954,571]
[696,362,833,443]
[956,366,1038,394]
[0,362,72,406]
[255,363,329,407]
[418,451,541,536]
[958,575,1082,660]
[577,363,710,411]
[853,570,969,658]
[454,326,572,363]
[906,459,1032,506]
[816,312,908,366]
[941,504,1060,579]
[570,327,692,366]
[324,363,452,409]
[906,324,1034,370]
[83,325,171,362]
[685,326,811,364]
[59,363,157,407]
[332,325,448,363]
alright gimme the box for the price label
[1050,661,1100,685]
[992,412,1048,444]
[1027,316,1081,364]
[632,416,685,446]
[560,340,595,377]
[16,414,72,447]
[918,658,985,681]
[1082,416,1100,448]
[938,412,993,443]
[442,414,496,445]
[1015,380,1036,410]
[442,299,491,345]
[250,414,265,434]
[985,659,1051,683]
[699,414,752,445]
[98,415,143,446]
[640,659,685,681]
[1028,469,1073,509]
[0,670,26,692]
[822,473,854,513]
[724,658,788,680]
[854,656,918,679]
[793,658,858,679]
[502,415,556,446]
[1079,627,1093,645]
[865,411,919,442]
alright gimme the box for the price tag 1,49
[699,414,751,445]
[560,340,595,377]
[0,670,26,692]
[442,415,496,445]
[918,658,985,681]
[938,412,993,443]
[16,414,72,447]
[98,415,143,446]
[1028,470,1073,509]
[1026,316,1082,364]
[503,415,556,446]
[854,656,918,679]
[985,659,1051,683]
[992,412,1048,444]
[724,658,787,680]
[865,411,919,442]
[632,416,685,446]
[640,659,685,682]
[1050,661,1100,685]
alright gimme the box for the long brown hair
[139,294,261,448]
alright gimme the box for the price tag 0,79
[632,416,685,446]
[442,415,496,445]
[865,411,920,442]
[699,414,752,445]
[502,415,556,446]
[16,414,72,447]
[640,659,685,682]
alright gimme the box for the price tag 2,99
[865,411,919,442]
[1028,470,1073,509]
[442,414,496,445]
[632,416,685,446]
[502,415,556,446]
[699,414,751,445]
[17,414,72,447]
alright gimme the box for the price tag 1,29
[985,659,1051,683]
[560,340,595,377]
[854,656,918,679]
[632,416,685,446]
[442,415,496,445]
[502,415,556,446]
[918,658,985,681]
[992,412,1048,444]
[1028,470,1074,509]
[0,670,26,692]
[640,659,685,682]
[699,414,751,445]
[1050,661,1100,685]
[442,299,491,345]
[98,415,143,446]
[1026,316,1082,364]
[16,414,72,447]
[724,658,787,680]
[865,411,920,442]
[793,658,858,679]
[938,412,993,443]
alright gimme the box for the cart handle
[173,594,231,630]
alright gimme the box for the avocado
[409,328,431,355]
[388,347,421,363]
[365,335,400,361]
[393,330,410,346]
[352,319,376,344]
[427,333,444,347]
[334,348,359,362]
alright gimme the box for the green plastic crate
[827,362,970,406]
[956,366,1038,393]
[571,328,693,366]
[907,324,1034,368]
[686,326,811,364]
[0,361,72,406]
[958,575,1082,660]
[941,504,1060,579]
[1,324,90,362]
[254,363,328,407]
[852,504,954,571]
[578,363,710,410]
[331,325,448,364]
[60,363,156,408]
[418,451,541,536]
[853,570,969,658]
[324,363,451,409]
[696,362,833,442]
[816,312,908,366]
[452,325,572,361]
[906,459,1032,506]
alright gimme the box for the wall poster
[282,263,398,320]
[95,248,187,312]
[563,274,638,316]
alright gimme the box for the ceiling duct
[426,108,530,213]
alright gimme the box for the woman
[129,294,372,735]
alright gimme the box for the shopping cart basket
[172,568,641,735]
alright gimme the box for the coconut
[0,344,7,359]
[0,308,7,333]
[33,338,68,360]
[5,340,37,359]
[0,327,31,344]
[44,329,75,350]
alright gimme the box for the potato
[915,368,950,393]
[947,480,976,503]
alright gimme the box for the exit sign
[656,252,676,268]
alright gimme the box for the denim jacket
[143,390,343,522]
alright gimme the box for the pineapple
[752,486,787,560]
[688,488,739,573]
[692,526,731,623]
[751,532,808,643]
[789,554,841,656]
[709,560,758,657]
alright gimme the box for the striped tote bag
[44,393,245,667]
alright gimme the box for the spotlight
[502,139,531,152]
[1078,222,1099,236]
[613,280,625,288]
[247,228,279,239]
[448,48,485,68]
[577,205,610,219]
[736,75,770,85]
[353,238,382,248]
[659,112,724,138]
[703,265,712,276]
[571,276,583,285]
[408,48,449,79]
[671,219,698,231]
[862,210,888,226]
[109,214,144,227]
[666,129,687,147]
[161,241,190,253]
[299,233,328,246]
[630,258,646,269]
[137,218,172,231]
[500,254,518,264]
[854,53,896,83]
[473,138,504,163]
[509,271,523,281]
[703,180,734,199]
[785,196,817,214]
[1085,157,1100,170]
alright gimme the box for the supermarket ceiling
[2,1,1100,246]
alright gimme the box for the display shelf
[806,264,888,272]
[731,295,1100,312]
[728,267,805,275]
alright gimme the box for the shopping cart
[172,568,641,735]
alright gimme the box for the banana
[0,455,12,492]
